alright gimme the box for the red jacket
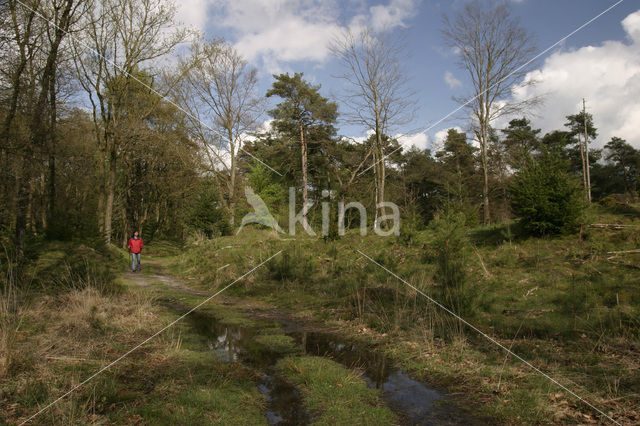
[128,237,144,254]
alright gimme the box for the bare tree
[175,39,262,228]
[442,0,537,224]
[73,0,188,244]
[330,27,415,229]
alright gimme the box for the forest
[1,0,639,424]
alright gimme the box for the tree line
[1,0,638,253]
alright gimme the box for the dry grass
[0,250,25,378]
[1,280,161,423]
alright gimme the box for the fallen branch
[502,309,553,316]
[590,223,639,230]
[606,249,640,255]
[45,355,91,362]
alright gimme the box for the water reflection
[183,308,483,425]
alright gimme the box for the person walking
[127,231,144,272]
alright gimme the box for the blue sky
[174,0,640,150]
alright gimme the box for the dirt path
[122,258,208,297]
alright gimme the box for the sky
[172,0,640,152]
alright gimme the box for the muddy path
[122,258,486,425]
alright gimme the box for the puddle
[258,370,309,425]
[182,309,310,425]
[291,330,483,425]
[175,304,483,425]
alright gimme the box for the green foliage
[246,162,287,215]
[185,181,231,237]
[510,155,584,235]
[434,129,481,226]
[500,117,541,170]
[602,136,640,196]
[266,72,338,135]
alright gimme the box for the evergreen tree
[266,73,338,219]
[510,155,584,235]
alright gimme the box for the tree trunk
[374,107,386,230]
[300,121,308,219]
[1,2,36,145]
[228,132,236,228]
[480,124,490,225]
[578,135,588,200]
[583,100,591,202]
[104,149,116,245]
[47,66,57,231]
[14,157,31,252]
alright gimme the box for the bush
[265,247,313,282]
[430,209,476,315]
[510,155,584,235]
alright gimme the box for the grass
[278,356,398,425]
[107,350,266,425]
[166,205,640,424]
[3,203,638,424]
[0,241,269,424]
[253,334,300,354]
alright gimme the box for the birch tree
[176,40,261,228]
[330,27,415,229]
[442,0,537,224]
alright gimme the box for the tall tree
[435,128,480,222]
[330,27,415,229]
[500,117,541,170]
[565,110,597,201]
[177,39,261,228]
[74,0,187,244]
[266,73,337,220]
[1,0,85,250]
[604,137,640,196]
[442,0,537,224]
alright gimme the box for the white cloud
[174,0,211,31]
[347,129,428,151]
[512,9,640,149]
[396,132,428,150]
[349,129,374,145]
[368,0,421,32]
[201,0,420,72]
[444,71,462,89]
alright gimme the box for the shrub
[265,247,313,282]
[510,155,584,235]
[430,209,476,315]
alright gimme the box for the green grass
[278,356,398,425]
[166,205,640,423]
[8,204,637,424]
[107,350,266,425]
[253,334,300,354]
